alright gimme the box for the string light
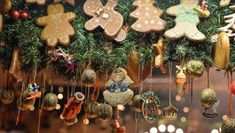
[150,127,158,133]
[180,117,187,123]
[167,125,175,133]
[211,129,219,133]
[158,124,166,132]
[176,95,182,101]
[58,94,63,100]
[56,104,61,110]
[176,128,184,133]
[183,107,189,113]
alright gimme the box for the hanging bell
[43,93,58,111]
[0,88,14,104]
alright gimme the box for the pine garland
[0,0,234,77]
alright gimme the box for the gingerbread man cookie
[54,0,75,6]
[164,0,206,41]
[26,0,46,5]
[129,0,166,32]
[36,4,76,47]
[83,0,127,42]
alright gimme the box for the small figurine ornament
[186,60,205,78]
[141,91,160,123]
[17,92,36,111]
[85,101,100,118]
[83,0,127,42]
[176,65,187,96]
[43,93,58,111]
[96,103,113,121]
[193,0,210,18]
[26,83,42,100]
[221,118,235,133]
[200,88,219,118]
[60,92,84,126]
[132,95,144,113]
[164,0,206,41]
[36,4,76,47]
[103,68,134,107]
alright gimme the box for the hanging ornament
[200,88,219,118]
[111,119,126,133]
[103,68,134,107]
[43,93,58,111]
[132,95,143,113]
[221,118,235,133]
[85,101,100,119]
[83,0,127,42]
[0,88,14,104]
[162,63,179,121]
[81,68,97,88]
[213,32,230,70]
[186,60,205,78]
[153,37,166,73]
[60,92,84,126]
[193,0,210,18]
[125,50,151,84]
[164,0,206,41]
[96,103,113,121]
[220,0,231,7]
[141,91,160,123]
[63,116,78,126]
[176,65,187,97]
[230,81,235,95]
[17,91,36,111]
[20,10,29,20]
[36,4,76,47]
[129,0,166,33]
[0,0,12,32]
[49,48,75,73]
[9,48,23,82]
[26,83,42,100]
[54,0,75,6]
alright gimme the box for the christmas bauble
[81,69,96,87]
[17,91,35,111]
[96,103,113,121]
[221,118,235,133]
[43,93,58,111]
[200,88,217,109]
[0,89,14,104]
[85,101,100,118]
[186,60,205,78]
[132,95,143,113]
[230,81,235,95]
[11,10,20,20]
[20,11,29,20]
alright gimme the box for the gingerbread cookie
[129,0,166,32]
[164,0,206,41]
[36,4,76,47]
[83,0,127,42]
[220,0,230,7]
[54,0,75,6]
[26,0,46,5]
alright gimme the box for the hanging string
[168,62,173,106]
[50,71,54,93]
[149,58,153,91]
[228,71,233,117]
[190,77,194,110]
[207,68,210,88]
[37,72,45,133]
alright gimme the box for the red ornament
[11,10,20,20]
[20,11,29,20]
[230,81,235,95]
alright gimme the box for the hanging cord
[50,72,54,93]
[190,77,194,110]
[228,71,233,117]
[149,58,153,91]
[37,71,45,133]
[169,62,173,106]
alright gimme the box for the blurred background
[0,67,234,133]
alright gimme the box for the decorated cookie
[83,0,127,42]
[26,0,46,5]
[54,0,75,6]
[220,0,231,7]
[103,68,134,107]
[36,4,76,47]
[164,0,206,41]
[214,32,230,70]
[129,0,166,32]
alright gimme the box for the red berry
[11,10,20,20]
[20,11,29,20]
